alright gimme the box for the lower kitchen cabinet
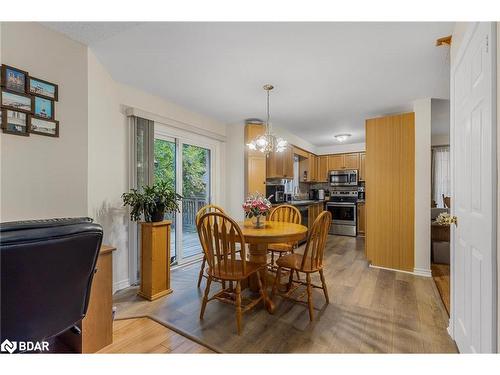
[308,202,325,229]
[357,202,365,236]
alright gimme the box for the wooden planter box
[138,220,173,301]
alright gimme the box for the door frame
[449,22,498,352]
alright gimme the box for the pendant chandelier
[246,84,287,155]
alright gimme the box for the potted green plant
[122,180,182,222]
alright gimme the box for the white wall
[316,142,365,155]
[1,22,89,221]
[432,134,450,146]
[87,50,227,291]
[413,98,432,277]
[225,124,245,220]
[1,23,229,292]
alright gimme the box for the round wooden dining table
[238,220,308,313]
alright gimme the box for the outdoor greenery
[154,140,209,198]
[122,180,182,222]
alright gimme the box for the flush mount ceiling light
[334,134,352,143]
[246,84,287,155]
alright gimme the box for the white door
[451,22,497,353]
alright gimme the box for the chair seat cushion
[268,242,294,252]
[276,253,318,272]
[208,260,263,281]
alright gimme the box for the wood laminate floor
[98,317,214,353]
[431,263,450,316]
[114,236,457,353]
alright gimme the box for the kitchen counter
[272,199,326,207]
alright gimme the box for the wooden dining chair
[196,204,226,288]
[442,194,451,209]
[267,205,302,274]
[197,212,267,335]
[271,211,332,321]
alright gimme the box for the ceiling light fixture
[246,84,287,155]
[334,134,351,143]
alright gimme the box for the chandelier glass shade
[246,84,287,155]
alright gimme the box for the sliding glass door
[181,144,211,259]
[154,137,177,262]
[154,134,213,265]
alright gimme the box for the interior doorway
[430,99,452,315]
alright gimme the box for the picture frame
[29,115,59,137]
[28,76,58,101]
[1,65,28,94]
[33,96,55,120]
[1,109,30,136]
[1,89,34,113]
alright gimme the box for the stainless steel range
[326,187,358,236]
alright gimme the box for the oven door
[326,202,357,225]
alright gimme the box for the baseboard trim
[113,279,131,294]
[368,264,432,277]
[413,267,432,277]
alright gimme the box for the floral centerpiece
[435,212,456,226]
[243,192,272,228]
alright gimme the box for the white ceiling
[44,22,453,145]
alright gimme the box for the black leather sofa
[0,218,103,348]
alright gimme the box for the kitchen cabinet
[245,123,266,196]
[357,202,365,236]
[328,153,360,171]
[308,202,324,229]
[267,146,293,179]
[248,155,266,195]
[318,155,329,182]
[359,152,366,181]
[283,147,294,178]
[344,153,360,170]
[328,154,344,171]
[299,153,319,182]
[293,146,309,159]
[309,154,318,182]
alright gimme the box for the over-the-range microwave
[329,169,358,186]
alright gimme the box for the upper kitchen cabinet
[245,123,264,156]
[298,152,318,182]
[310,154,319,181]
[344,153,360,170]
[328,154,344,171]
[245,123,266,196]
[267,147,293,179]
[283,146,294,178]
[359,152,366,181]
[267,146,294,179]
[327,153,360,171]
[318,155,329,182]
[266,149,283,179]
